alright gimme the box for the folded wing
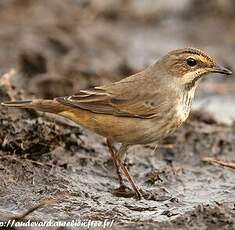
[57,74,164,118]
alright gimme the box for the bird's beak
[211,65,232,76]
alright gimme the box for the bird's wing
[56,74,164,118]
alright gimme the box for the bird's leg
[116,144,142,200]
[106,139,125,188]
[107,140,141,199]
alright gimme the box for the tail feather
[1,99,66,114]
[1,100,33,107]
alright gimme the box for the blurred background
[0,0,234,123]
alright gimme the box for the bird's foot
[112,184,137,198]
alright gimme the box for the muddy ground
[0,1,235,229]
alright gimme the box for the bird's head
[157,48,232,90]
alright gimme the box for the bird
[1,48,232,200]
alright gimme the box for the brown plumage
[1,48,232,199]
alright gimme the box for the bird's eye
[186,58,197,67]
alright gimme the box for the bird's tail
[1,99,67,114]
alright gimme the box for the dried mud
[0,1,235,229]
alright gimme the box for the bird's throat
[182,91,193,119]
[177,87,196,122]
[184,75,201,91]
[177,75,202,121]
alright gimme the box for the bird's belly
[60,107,184,145]
[60,108,161,144]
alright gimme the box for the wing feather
[57,73,164,118]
